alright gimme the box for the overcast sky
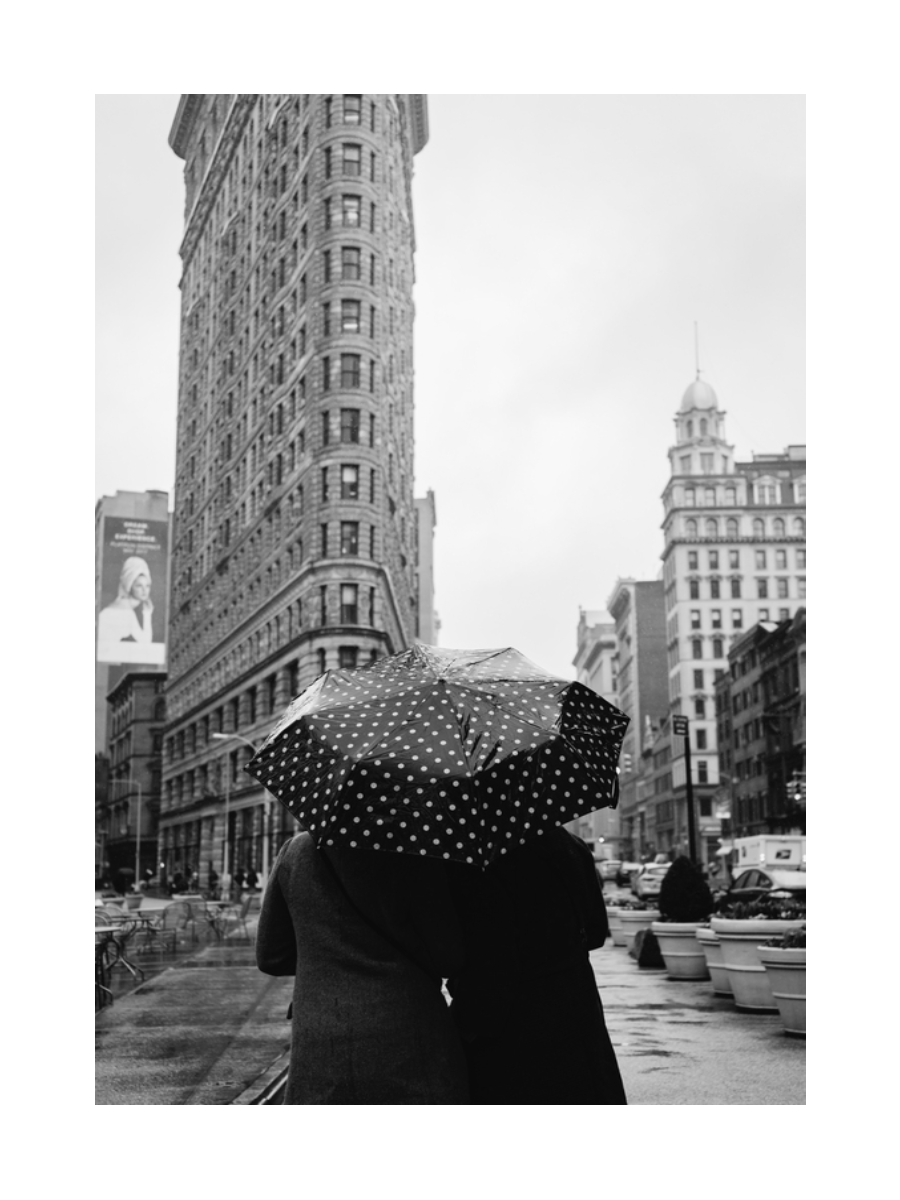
[96,94,804,681]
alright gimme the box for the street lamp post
[211,732,264,891]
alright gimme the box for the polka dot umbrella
[247,644,629,868]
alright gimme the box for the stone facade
[161,95,430,889]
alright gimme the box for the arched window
[726,517,739,538]
[686,420,693,438]
[685,487,695,506]
[705,518,718,538]
[686,519,698,537]
[753,518,765,538]
[773,517,785,537]
[794,517,805,536]
[700,418,708,436]
[725,486,736,506]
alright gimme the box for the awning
[715,842,734,856]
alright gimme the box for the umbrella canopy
[248,645,629,867]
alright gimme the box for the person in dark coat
[256,832,470,1105]
[446,825,627,1104]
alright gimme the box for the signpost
[672,715,697,862]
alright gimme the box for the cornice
[169,95,204,159]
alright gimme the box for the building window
[756,481,779,505]
[689,579,700,599]
[732,609,743,629]
[321,411,330,444]
[697,760,709,784]
[322,301,331,336]
[343,95,362,124]
[325,97,333,128]
[692,639,703,660]
[680,455,691,473]
[757,579,768,599]
[710,579,721,599]
[709,550,719,570]
[341,583,359,624]
[726,518,739,539]
[775,549,787,569]
[691,609,701,630]
[342,194,361,226]
[701,455,714,474]
[797,577,806,599]
[686,519,698,537]
[693,669,704,689]
[796,548,806,568]
[705,518,718,537]
[778,607,790,620]
[340,408,360,442]
[694,699,706,719]
[713,637,724,658]
[773,518,785,538]
[340,353,361,388]
[711,609,722,629]
[759,607,770,621]
[324,146,332,179]
[685,487,696,506]
[729,548,740,569]
[322,357,331,391]
[317,647,326,675]
[755,550,766,569]
[795,480,806,502]
[794,517,805,536]
[688,551,698,570]
[725,486,736,506]
[321,466,329,502]
[341,245,361,280]
[731,578,741,598]
[340,522,359,556]
[341,299,361,332]
[342,143,361,176]
[341,464,360,499]
[696,725,707,745]
[776,578,789,599]
[320,523,328,556]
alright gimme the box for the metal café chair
[217,894,254,944]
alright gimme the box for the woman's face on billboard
[131,575,151,602]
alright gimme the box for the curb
[230,1050,291,1105]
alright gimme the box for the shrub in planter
[711,901,806,1011]
[762,926,806,949]
[657,856,714,923]
[629,927,666,968]
[758,924,806,1035]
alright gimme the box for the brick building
[161,95,431,889]
[99,672,167,886]
[714,609,806,839]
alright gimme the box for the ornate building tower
[160,94,429,889]
[659,375,806,864]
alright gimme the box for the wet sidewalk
[592,940,805,1104]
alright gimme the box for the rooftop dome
[680,378,718,412]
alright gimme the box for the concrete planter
[696,927,732,995]
[711,918,806,1011]
[758,946,806,1036]
[605,907,626,946]
[124,894,143,910]
[650,921,710,980]
[619,909,660,951]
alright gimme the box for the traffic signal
[620,752,633,774]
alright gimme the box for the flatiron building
[160,94,430,889]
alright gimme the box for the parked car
[722,868,807,905]
[596,859,622,881]
[631,863,671,899]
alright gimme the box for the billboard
[97,516,169,665]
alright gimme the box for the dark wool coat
[256,833,469,1105]
[446,827,627,1105]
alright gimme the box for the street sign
[672,715,689,736]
